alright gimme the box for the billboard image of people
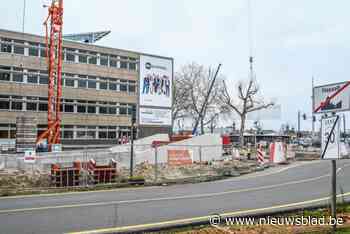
[139,55,173,108]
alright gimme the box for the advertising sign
[24,148,36,164]
[139,107,172,126]
[313,82,350,113]
[139,55,173,108]
[167,149,193,166]
[321,115,340,159]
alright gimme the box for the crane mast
[36,0,63,150]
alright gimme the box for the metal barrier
[0,143,287,188]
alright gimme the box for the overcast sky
[1,0,349,131]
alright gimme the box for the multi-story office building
[0,29,173,149]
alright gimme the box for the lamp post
[129,108,136,178]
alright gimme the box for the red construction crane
[36,0,63,150]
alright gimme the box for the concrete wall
[117,134,223,168]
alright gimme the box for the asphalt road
[1,160,350,234]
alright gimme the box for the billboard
[313,82,350,113]
[139,107,172,126]
[139,55,173,108]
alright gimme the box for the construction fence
[0,143,294,189]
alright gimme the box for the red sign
[167,150,192,166]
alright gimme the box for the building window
[79,50,88,63]
[38,98,48,111]
[39,70,49,84]
[108,103,117,114]
[64,100,74,113]
[63,130,73,139]
[26,97,38,111]
[65,48,75,62]
[0,66,11,81]
[108,131,116,139]
[0,130,8,138]
[39,43,47,58]
[11,96,23,110]
[88,52,97,64]
[99,102,107,114]
[12,67,23,82]
[87,126,96,139]
[110,55,117,67]
[99,78,108,90]
[39,103,48,111]
[129,81,136,93]
[98,131,107,139]
[65,78,75,87]
[28,42,39,56]
[100,54,108,66]
[129,58,137,70]
[87,76,96,89]
[64,73,75,87]
[13,40,25,55]
[120,81,128,92]
[0,38,12,53]
[87,102,96,114]
[76,126,87,139]
[119,104,127,115]
[27,70,38,84]
[120,56,128,69]
[77,100,86,113]
[0,95,10,110]
[78,75,87,88]
[109,80,117,91]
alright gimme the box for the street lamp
[129,106,137,178]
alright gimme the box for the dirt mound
[0,169,50,189]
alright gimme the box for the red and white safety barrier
[269,141,287,164]
[256,144,265,164]
[232,148,240,160]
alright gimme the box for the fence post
[199,145,202,180]
[84,147,88,187]
[154,145,158,183]
[4,154,7,169]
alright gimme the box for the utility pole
[129,109,136,178]
[312,76,315,135]
[298,110,301,138]
[343,113,346,139]
[331,159,337,233]
[22,0,26,33]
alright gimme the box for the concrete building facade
[0,29,172,149]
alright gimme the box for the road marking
[0,163,344,215]
[67,192,350,234]
[0,160,324,201]
[213,160,323,183]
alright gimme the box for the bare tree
[222,79,274,146]
[175,63,225,134]
[173,72,191,124]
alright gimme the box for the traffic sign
[321,115,340,159]
[313,81,350,113]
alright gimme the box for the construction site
[0,0,349,193]
[2,1,350,234]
